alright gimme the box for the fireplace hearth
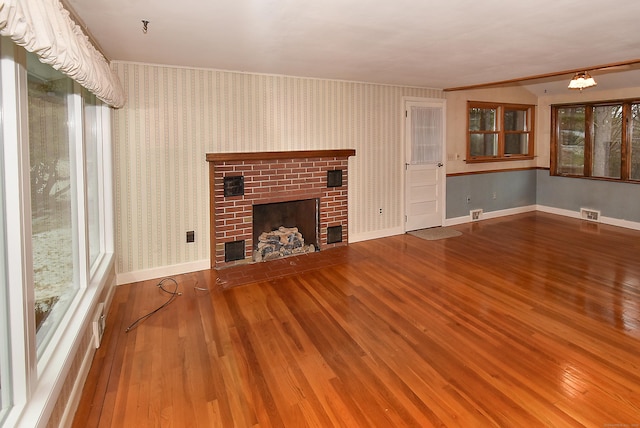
[206,150,355,268]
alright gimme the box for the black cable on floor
[125,277,181,332]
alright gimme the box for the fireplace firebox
[253,198,319,261]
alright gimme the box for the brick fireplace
[206,149,356,268]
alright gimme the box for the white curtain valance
[0,0,126,108]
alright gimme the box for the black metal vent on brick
[326,225,343,244]
[224,176,244,197]
[327,170,343,188]
[225,240,245,262]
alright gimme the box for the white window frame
[0,38,115,428]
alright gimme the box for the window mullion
[550,108,558,174]
[98,105,114,255]
[498,106,505,157]
[584,106,593,177]
[621,103,631,181]
[70,84,90,289]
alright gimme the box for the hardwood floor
[72,212,640,427]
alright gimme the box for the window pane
[84,89,101,267]
[592,105,622,179]
[505,133,529,155]
[469,107,496,131]
[630,104,640,180]
[410,106,443,164]
[557,106,585,175]
[27,52,79,353]
[505,109,527,131]
[470,133,498,157]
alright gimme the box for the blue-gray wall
[536,170,640,222]
[446,168,640,222]
[446,169,537,219]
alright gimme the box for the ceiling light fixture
[568,71,597,91]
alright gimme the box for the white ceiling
[67,0,640,94]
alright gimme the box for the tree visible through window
[552,100,640,182]
[1,35,113,426]
[593,105,622,179]
[556,106,585,175]
[27,52,79,353]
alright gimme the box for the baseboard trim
[60,324,99,428]
[447,204,640,232]
[116,259,211,285]
[535,205,581,219]
[445,216,470,226]
[350,226,405,243]
[445,205,537,226]
[59,277,117,428]
[536,205,640,231]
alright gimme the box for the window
[551,100,640,182]
[0,37,114,426]
[28,52,80,353]
[555,106,585,175]
[467,101,535,162]
[593,105,622,179]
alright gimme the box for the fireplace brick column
[206,150,356,268]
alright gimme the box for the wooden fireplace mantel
[206,149,355,163]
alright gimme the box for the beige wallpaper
[112,62,443,276]
[444,86,539,174]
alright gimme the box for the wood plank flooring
[72,212,640,427]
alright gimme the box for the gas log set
[254,226,316,262]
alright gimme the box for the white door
[405,100,445,231]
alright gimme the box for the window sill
[552,173,640,184]
[8,253,115,428]
[466,156,534,164]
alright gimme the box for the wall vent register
[327,225,343,244]
[224,175,244,197]
[327,169,343,187]
[225,240,245,262]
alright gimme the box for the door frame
[402,96,447,232]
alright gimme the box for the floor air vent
[580,208,600,222]
[470,209,483,221]
[93,302,106,348]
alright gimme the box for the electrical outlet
[492,192,497,199]
[379,208,383,214]
[466,196,471,204]
[186,231,195,243]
